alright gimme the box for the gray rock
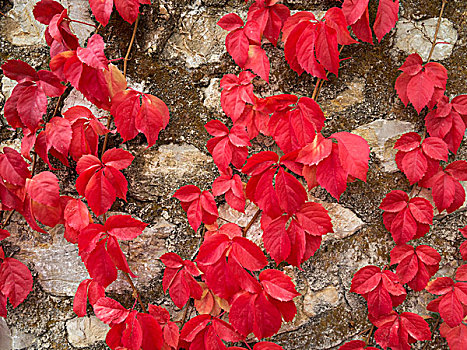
[394,17,458,61]
[66,316,109,348]
[11,329,36,350]
[353,119,415,172]
[0,319,12,350]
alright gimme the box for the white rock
[66,316,109,348]
[353,119,415,172]
[394,17,458,61]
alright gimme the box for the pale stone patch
[394,17,458,61]
[66,316,109,348]
[303,286,340,318]
[353,119,415,172]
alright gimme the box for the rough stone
[394,17,458,61]
[1,0,94,47]
[108,217,173,292]
[128,143,214,202]
[203,78,222,113]
[159,5,231,68]
[303,286,340,318]
[11,329,36,350]
[353,119,415,172]
[0,318,12,350]
[318,201,365,242]
[10,225,89,297]
[66,316,109,348]
[321,78,365,115]
[62,89,107,119]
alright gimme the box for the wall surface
[0,0,466,349]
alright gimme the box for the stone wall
[0,0,466,349]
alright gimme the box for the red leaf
[73,279,91,317]
[26,171,60,207]
[373,0,399,42]
[85,240,118,288]
[45,117,72,157]
[331,132,370,181]
[136,94,170,147]
[324,8,357,45]
[180,314,211,342]
[102,149,134,170]
[421,137,449,161]
[1,60,38,82]
[0,147,31,186]
[259,269,300,302]
[379,190,409,212]
[245,45,270,82]
[274,168,307,214]
[231,236,267,271]
[85,169,117,216]
[297,133,332,166]
[400,148,428,184]
[138,313,163,350]
[218,13,244,31]
[226,29,250,68]
[440,322,467,350]
[122,311,143,350]
[77,34,109,70]
[342,0,369,25]
[263,216,291,264]
[17,84,48,131]
[93,297,130,325]
[105,215,147,240]
[316,143,347,200]
[0,258,33,308]
[350,265,382,295]
[315,23,339,76]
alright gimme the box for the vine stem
[122,272,147,313]
[123,15,140,77]
[427,0,448,62]
[243,341,253,350]
[69,19,97,28]
[311,45,345,101]
[52,93,65,118]
[180,299,192,327]
[365,325,375,345]
[422,316,441,350]
[243,208,261,237]
[0,212,14,230]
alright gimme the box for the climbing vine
[0,0,466,349]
